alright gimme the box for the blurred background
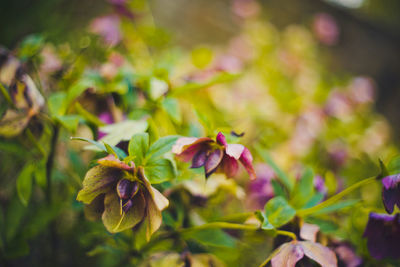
[1,0,399,135]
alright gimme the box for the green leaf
[146,135,180,161]
[290,168,314,208]
[56,114,81,132]
[162,97,182,124]
[255,146,294,192]
[33,160,46,188]
[16,164,34,206]
[71,137,107,152]
[183,229,236,248]
[103,142,119,158]
[262,196,296,229]
[303,193,324,209]
[144,158,176,184]
[17,34,44,60]
[99,120,148,146]
[128,133,149,166]
[48,92,67,117]
[74,102,105,127]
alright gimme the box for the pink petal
[226,143,245,159]
[216,132,228,146]
[271,242,304,267]
[221,155,239,178]
[300,241,337,267]
[239,147,256,180]
[205,149,224,178]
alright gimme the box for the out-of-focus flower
[313,175,327,195]
[108,0,135,19]
[246,164,275,210]
[232,0,260,19]
[90,15,121,47]
[381,174,400,214]
[271,240,337,267]
[77,155,169,239]
[172,132,256,179]
[324,90,352,119]
[334,242,362,267]
[0,48,44,137]
[327,143,348,170]
[349,76,375,105]
[313,13,339,46]
[363,212,400,259]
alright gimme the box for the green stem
[179,222,258,233]
[258,253,274,267]
[26,128,46,156]
[46,123,59,204]
[275,230,297,241]
[297,176,376,216]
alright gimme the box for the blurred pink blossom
[90,15,121,47]
[232,0,260,18]
[246,163,275,210]
[349,76,375,104]
[313,13,340,46]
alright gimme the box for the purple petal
[382,174,400,189]
[216,132,227,146]
[363,212,400,259]
[191,149,208,168]
[239,147,256,180]
[117,179,139,199]
[204,149,223,178]
[122,199,134,213]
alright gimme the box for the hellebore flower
[172,132,256,179]
[381,174,400,214]
[77,155,169,239]
[363,212,400,259]
[0,48,44,137]
[246,164,275,210]
[271,240,337,267]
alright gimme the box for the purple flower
[247,164,275,210]
[90,15,121,47]
[172,132,256,179]
[381,174,400,214]
[313,175,327,195]
[98,112,114,139]
[363,212,400,259]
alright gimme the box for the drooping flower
[246,163,275,210]
[270,240,337,267]
[77,155,169,239]
[0,48,44,137]
[172,132,256,179]
[381,174,400,214]
[363,212,400,259]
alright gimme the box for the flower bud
[117,179,139,200]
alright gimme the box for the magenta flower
[363,212,400,259]
[172,132,256,179]
[381,174,400,214]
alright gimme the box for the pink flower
[313,13,339,46]
[90,15,121,47]
[172,132,256,179]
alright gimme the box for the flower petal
[239,147,256,180]
[382,187,399,214]
[300,241,337,267]
[191,149,208,168]
[221,155,239,178]
[84,194,105,221]
[172,137,212,162]
[77,165,119,204]
[226,144,245,159]
[102,191,145,233]
[300,223,320,242]
[98,154,135,172]
[271,242,304,267]
[216,132,228,146]
[205,149,224,178]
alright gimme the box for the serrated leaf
[263,196,296,229]
[290,168,315,208]
[146,135,180,161]
[16,164,34,206]
[144,158,176,184]
[128,133,149,166]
